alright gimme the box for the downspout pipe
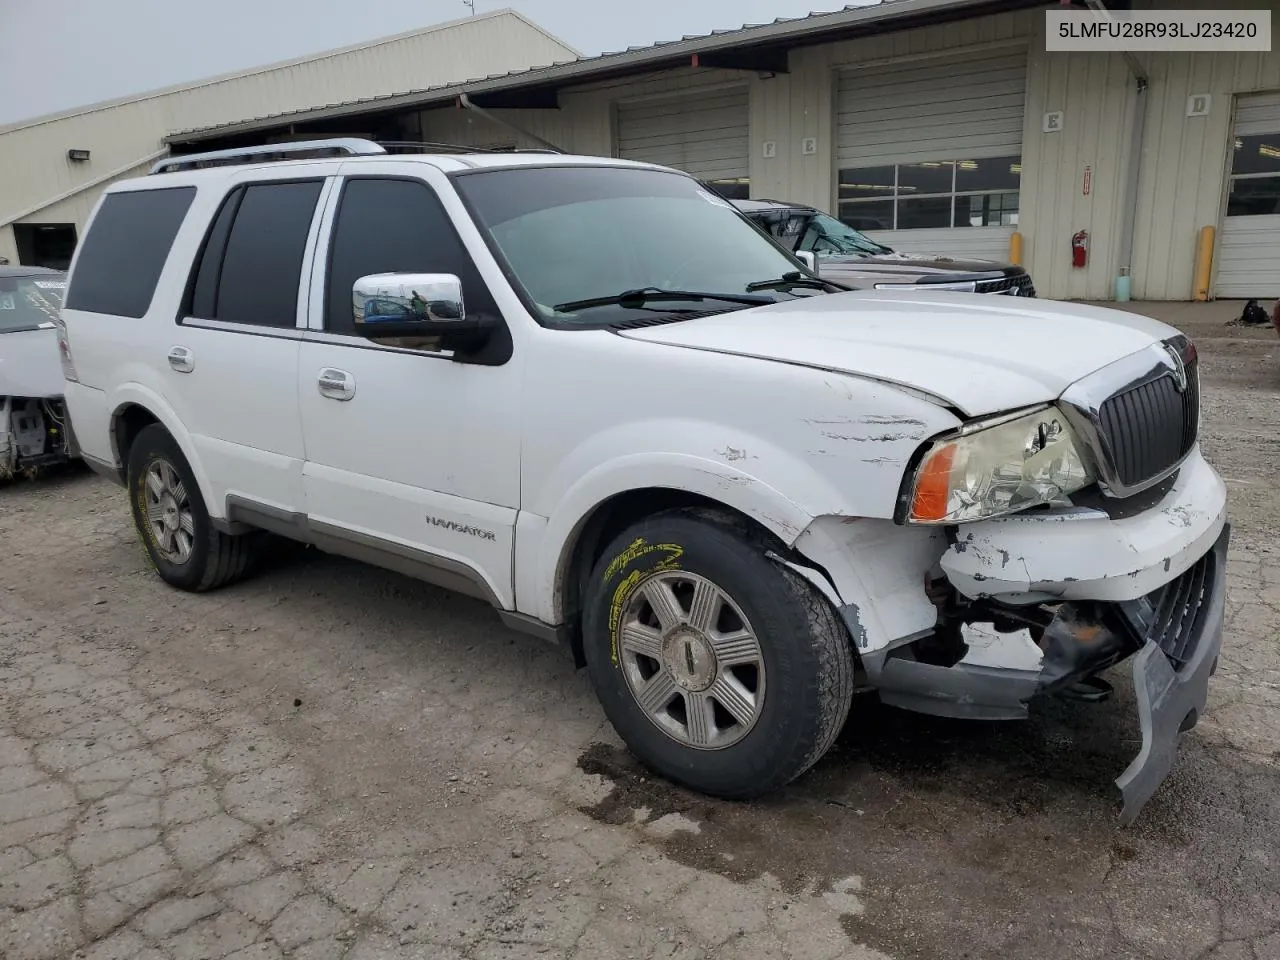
[456,93,565,153]
[1081,0,1149,299]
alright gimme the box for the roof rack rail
[376,140,497,154]
[150,138,386,174]
[377,141,565,156]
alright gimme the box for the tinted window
[65,187,195,318]
[212,181,322,328]
[325,178,495,335]
[187,188,242,320]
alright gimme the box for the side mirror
[795,250,819,276]
[352,273,490,349]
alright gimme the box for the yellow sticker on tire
[604,537,684,665]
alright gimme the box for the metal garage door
[835,47,1027,261]
[616,86,750,198]
[1216,92,1280,299]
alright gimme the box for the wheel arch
[107,385,219,518]
[550,485,840,669]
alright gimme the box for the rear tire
[126,424,259,592]
[582,508,855,799]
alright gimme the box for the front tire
[126,424,259,592]
[582,508,855,799]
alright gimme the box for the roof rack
[149,136,566,175]
[150,138,386,174]
[378,141,564,156]
[377,140,497,154]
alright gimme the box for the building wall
[416,66,745,157]
[1021,33,1137,301]
[990,0,1280,300]
[498,1,1276,301]
[0,10,577,265]
[9,2,1279,298]
[1130,25,1280,297]
[750,8,1037,214]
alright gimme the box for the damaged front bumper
[941,448,1227,603]
[1112,523,1227,822]
[856,451,1229,823]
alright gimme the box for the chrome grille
[975,274,1037,297]
[1095,340,1199,489]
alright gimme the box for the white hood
[618,290,1177,416]
[0,327,64,398]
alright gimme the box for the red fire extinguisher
[1072,230,1089,269]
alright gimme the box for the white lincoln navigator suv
[58,140,1229,822]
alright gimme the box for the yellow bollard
[1009,231,1024,267]
[1193,225,1215,301]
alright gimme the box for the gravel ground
[0,301,1277,960]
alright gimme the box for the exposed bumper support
[844,522,1230,823]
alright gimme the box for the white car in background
[0,265,76,479]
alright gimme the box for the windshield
[454,166,813,325]
[0,274,65,334]
[799,213,893,257]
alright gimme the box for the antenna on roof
[462,0,475,14]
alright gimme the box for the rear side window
[324,177,496,335]
[184,180,323,328]
[65,186,195,318]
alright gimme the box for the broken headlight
[904,406,1095,524]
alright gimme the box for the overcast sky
[0,0,861,125]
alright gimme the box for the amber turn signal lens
[910,444,956,522]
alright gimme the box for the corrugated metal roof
[168,0,1030,144]
[1,7,577,136]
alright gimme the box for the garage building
[167,0,1277,302]
[0,10,577,269]
[6,0,1280,301]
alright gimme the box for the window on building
[837,156,1021,231]
[13,223,77,271]
[1226,134,1280,217]
[324,177,495,336]
[65,187,196,318]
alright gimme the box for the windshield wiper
[745,271,838,293]
[554,287,773,313]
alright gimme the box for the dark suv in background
[737,198,1036,297]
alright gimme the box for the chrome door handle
[317,368,355,401]
[167,346,194,373]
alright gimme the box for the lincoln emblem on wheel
[618,570,766,750]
